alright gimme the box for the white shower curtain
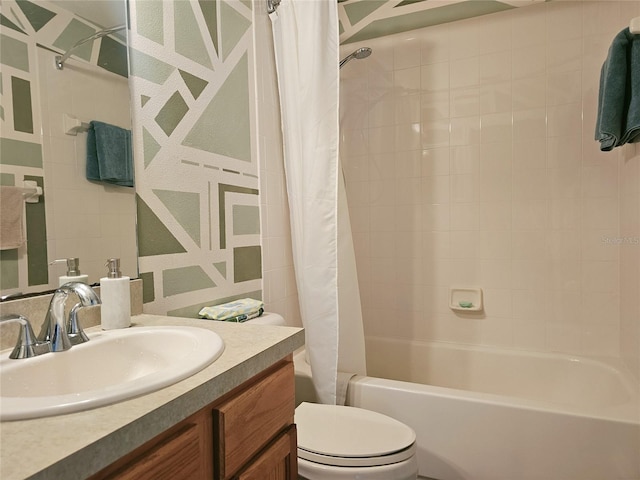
[269,0,366,405]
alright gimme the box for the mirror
[0,0,137,297]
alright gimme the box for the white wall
[254,1,302,327]
[339,0,640,368]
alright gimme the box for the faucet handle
[0,314,50,359]
[67,303,90,345]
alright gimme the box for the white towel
[198,298,264,321]
[0,186,25,250]
[336,371,357,406]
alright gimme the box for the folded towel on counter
[0,186,25,250]
[595,28,640,151]
[86,120,134,187]
[199,298,264,322]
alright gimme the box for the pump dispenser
[100,258,131,330]
[50,258,89,286]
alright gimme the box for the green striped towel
[198,298,264,322]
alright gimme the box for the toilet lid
[295,402,416,468]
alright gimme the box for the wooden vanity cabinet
[89,358,297,480]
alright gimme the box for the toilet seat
[295,402,416,468]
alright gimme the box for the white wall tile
[450,116,481,146]
[420,24,450,65]
[421,62,450,92]
[512,76,546,111]
[480,112,512,143]
[394,36,421,70]
[479,201,512,231]
[479,230,511,259]
[512,45,546,79]
[450,87,480,118]
[421,120,450,149]
[421,91,450,120]
[450,203,479,231]
[450,145,479,175]
[421,175,450,204]
[450,57,479,89]
[394,67,421,96]
[422,147,451,176]
[422,204,451,232]
[480,83,513,115]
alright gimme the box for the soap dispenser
[100,258,131,330]
[50,258,89,286]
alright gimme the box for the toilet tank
[242,312,286,326]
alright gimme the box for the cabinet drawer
[214,360,295,479]
[236,425,297,480]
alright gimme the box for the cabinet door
[214,361,295,479]
[92,409,213,480]
[236,425,297,480]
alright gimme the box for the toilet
[244,313,418,480]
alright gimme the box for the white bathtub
[294,338,640,480]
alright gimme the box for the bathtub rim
[293,343,640,426]
[365,335,639,390]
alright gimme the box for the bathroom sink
[0,326,224,421]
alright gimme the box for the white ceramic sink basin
[0,326,224,421]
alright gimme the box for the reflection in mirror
[0,0,138,297]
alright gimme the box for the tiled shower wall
[340,0,640,369]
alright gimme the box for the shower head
[339,47,372,69]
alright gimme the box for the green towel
[86,121,134,187]
[198,298,264,322]
[595,28,640,151]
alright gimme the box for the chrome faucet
[0,314,49,359]
[38,282,101,352]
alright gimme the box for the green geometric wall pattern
[183,53,251,162]
[136,195,187,257]
[220,1,251,61]
[174,0,213,68]
[153,189,201,247]
[129,0,261,316]
[344,1,385,25]
[0,34,30,71]
[53,19,96,62]
[163,265,216,297]
[136,0,164,45]
[180,69,208,100]
[198,0,218,56]
[155,91,189,136]
[1,13,27,34]
[142,127,161,167]
[339,0,539,44]
[15,0,55,32]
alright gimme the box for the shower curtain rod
[55,24,126,70]
[268,0,346,14]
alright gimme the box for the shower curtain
[269,0,366,405]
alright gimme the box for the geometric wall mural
[339,0,546,44]
[128,0,262,316]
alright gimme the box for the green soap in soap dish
[458,301,473,308]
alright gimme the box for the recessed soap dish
[450,287,483,312]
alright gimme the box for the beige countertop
[0,314,304,480]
